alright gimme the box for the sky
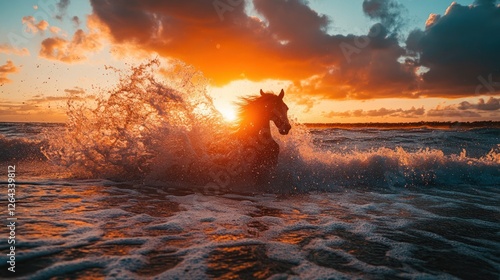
[0,0,499,123]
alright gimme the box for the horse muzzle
[279,124,291,135]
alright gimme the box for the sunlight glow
[218,106,237,122]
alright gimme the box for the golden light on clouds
[0,0,499,123]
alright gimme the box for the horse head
[260,89,292,135]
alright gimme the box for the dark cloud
[0,60,19,84]
[405,29,424,53]
[362,0,405,33]
[55,0,70,20]
[474,0,498,6]
[458,97,500,111]
[253,0,331,56]
[93,0,418,100]
[409,2,500,96]
[72,16,80,27]
[289,24,416,100]
[88,0,500,101]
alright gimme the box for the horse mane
[236,93,277,126]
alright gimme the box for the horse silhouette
[234,89,292,184]
[164,89,292,190]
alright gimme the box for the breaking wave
[40,60,500,191]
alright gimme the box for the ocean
[0,121,499,279]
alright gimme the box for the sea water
[0,61,499,279]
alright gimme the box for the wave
[0,135,46,161]
[42,59,234,179]
[274,142,500,191]
[40,59,500,191]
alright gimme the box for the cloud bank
[407,1,500,96]
[33,0,499,102]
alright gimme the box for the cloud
[55,0,71,20]
[325,106,425,118]
[40,17,103,63]
[0,60,19,84]
[288,24,416,100]
[72,16,80,27]
[427,105,482,118]
[362,0,406,33]
[0,44,30,56]
[64,87,86,95]
[0,98,67,122]
[87,0,500,101]
[22,16,49,34]
[49,26,61,34]
[0,85,97,121]
[288,93,317,113]
[90,0,416,100]
[40,37,78,62]
[458,97,500,111]
[91,0,332,83]
[323,100,498,120]
[425,97,500,118]
[473,0,498,6]
[424,14,440,29]
[27,95,78,103]
[408,2,500,96]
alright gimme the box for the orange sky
[0,0,499,123]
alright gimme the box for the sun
[218,106,237,122]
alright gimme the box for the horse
[233,89,292,184]
[163,89,291,190]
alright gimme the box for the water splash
[43,59,232,180]
[42,60,500,190]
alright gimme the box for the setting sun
[218,106,237,122]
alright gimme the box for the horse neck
[238,115,273,140]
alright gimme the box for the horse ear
[260,89,265,96]
[278,89,284,99]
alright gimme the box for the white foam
[9,160,499,279]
